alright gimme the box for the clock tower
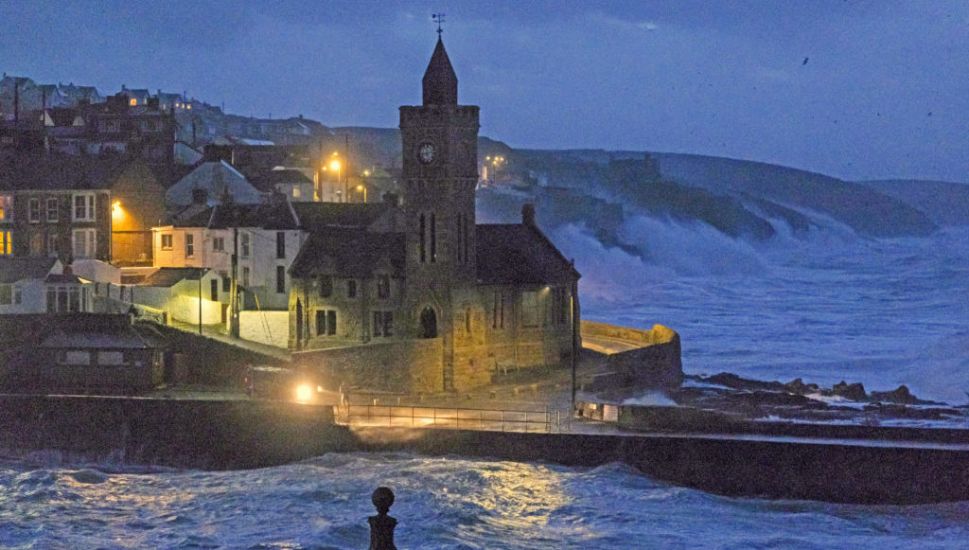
[400,36,480,326]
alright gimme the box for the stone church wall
[293,338,443,394]
[449,285,577,391]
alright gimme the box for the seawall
[2,395,968,505]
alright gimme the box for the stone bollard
[368,486,397,550]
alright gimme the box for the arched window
[419,307,438,338]
[430,213,437,263]
[419,214,426,263]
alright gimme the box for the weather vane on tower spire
[432,13,445,36]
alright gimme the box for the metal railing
[339,404,561,433]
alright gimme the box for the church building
[288,36,580,391]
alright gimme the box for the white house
[0,257,95,314]
[152,198,305,312]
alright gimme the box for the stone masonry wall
[582,321,683,390]
[293,338,443,394]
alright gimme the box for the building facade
[288,37,580,391]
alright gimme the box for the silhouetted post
[368,486,397,550]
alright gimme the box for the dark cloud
[1,0,967,181]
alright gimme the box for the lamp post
[328,157,342,202]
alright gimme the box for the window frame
[72,192,96,222]
[160,233,173,250]
[276,265,286,294]
[276,231,285,259]
[28,198,41,223]
[46,198,59,222]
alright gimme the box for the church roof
[422,37,458,106]
[289,230,405,279]
[292,202,391,231]
[476,224,580,285]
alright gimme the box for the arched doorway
[419,307,437,338]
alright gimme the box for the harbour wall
[1,394,968,505]
[580,321,683,390]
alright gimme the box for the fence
[339,404,563,433]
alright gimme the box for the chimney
[63,264,73,277]
[522,203,536,227]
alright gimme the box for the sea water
[1,220,968,548]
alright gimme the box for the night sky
[2,1,967,181]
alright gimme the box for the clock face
[418,142,436,164]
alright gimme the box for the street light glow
[329,159,342,172]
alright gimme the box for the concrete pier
[1,394,967,505]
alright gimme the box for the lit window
[0,230,11,256]
[0,194,12,221]
[160,233,173,250]
[129,97,137,106]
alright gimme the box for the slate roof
[0,153,128,191]
[45,273,83,284]
[165,160,265,206]
[140,267,207,287]
[423,37,458,106]
[247,168,313,192]
[292,202,390,231]
[0,257,58,284]
[172,198,298,230]
[39,330,153,349]
[475,224,580,285]
[289,230,405,278]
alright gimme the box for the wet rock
[869,385,917,405]
[700,373,786,392]
[832,381,867,402]
[863,403,958,421]
[745,391,816,408]
[785,378,820,395]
